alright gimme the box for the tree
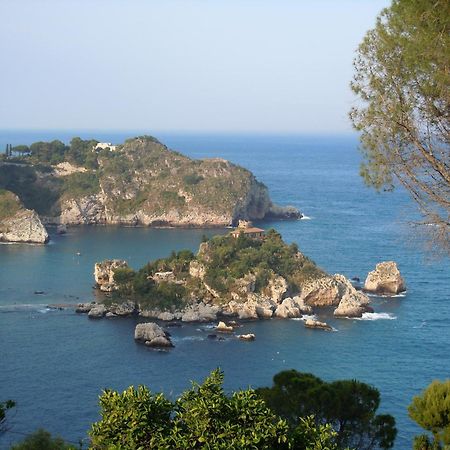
[90,369,289,449]
[408,379,450,449]
[0,399,15,435]
[350,0,450,252]
[11,429,75,450]
[257,370,397,450]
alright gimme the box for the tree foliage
[10,429,75,450]
[89,369,289,449]
[0,399,15,435]
[256,370,396,450]
[408,379,450,448]
[350,0,450,251]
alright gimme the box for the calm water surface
[0,132,449,449]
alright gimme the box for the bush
[11,429,75,450]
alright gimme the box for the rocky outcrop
[94,259,129,292]
[334,291,373,317]
[134,322,173,347]
[108,301,136,316]
[263,275,288,303]
[59,195,106,225]
[88,304,107,318]
[216,321,233,332]
[225,294,276,319]
[304,319,332,331]
[300,274,372,318]
[0,191,48,244]
[364,262,406,295]
[274,298,302,318]
[181,303,219,322]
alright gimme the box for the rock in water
[304,319,332,331]
[0,191,48,244]
[364,261,406,295]
[238,333,255,341]
[134,322,173,347]
[94,259,129,292]
[88,304,107,318]
[216,321,233,332]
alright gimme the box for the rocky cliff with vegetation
[82,229,373,321]
[0,189,48,244]
[0,136,300,236]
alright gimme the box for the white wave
[37,308,51,314]
[354,312,397,321]
[290,314,317,321]
[300,215,311,220]
[366,292,407,298]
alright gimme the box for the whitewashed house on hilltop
[93,142,117,151]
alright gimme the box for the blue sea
[0,131,449,449]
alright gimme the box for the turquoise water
[0,132,449,449]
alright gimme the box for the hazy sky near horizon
[1,0,389,133]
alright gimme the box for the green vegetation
[111,231,324,311]
[350,0,450,251]
[408,379,450,449]
[112,250,195,310]
[200,230,324,294]
[256,370,397,450]
[11,429,76,450]
[0,190,21,221]
[61,172,100,199]
[89,369,341,450]
[0,165,61,215]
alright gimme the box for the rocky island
[78,224,377,333]
[0,136,300,243]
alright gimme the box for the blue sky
[0,0,389,133]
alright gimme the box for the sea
[0,131,449,449]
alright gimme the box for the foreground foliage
[89,369,291,449]
[11,429,75,450]
[0,399,15,435]
[256,370,396,450]
[408,379,450,449]
[350,0,450,252]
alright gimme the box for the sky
[0,0,390,133]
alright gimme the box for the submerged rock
[364,261,406,295]
[135,322,173,348]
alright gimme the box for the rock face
[0,191,48,244]
[181,303,219,322]
[134,322,173,347]
[59,195,106,225]
[364,262,406,295]
[94,259,129,292]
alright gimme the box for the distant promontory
[0,136,300,243]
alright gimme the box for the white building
[94,142,117,151]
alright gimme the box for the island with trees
[0,136,300,244]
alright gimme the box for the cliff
[0,190,48,244]
[86,229,372,320]
[0,136,301,228]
